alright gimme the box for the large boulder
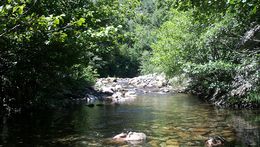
[125,132,147,141]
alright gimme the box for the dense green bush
[142,1,260,107]
[183,61,237,102]
[0,0,139,112]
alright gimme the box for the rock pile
[94,73,172,104]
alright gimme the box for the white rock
[114,85,123,91]
[101,86,114,93]
[113,132,146,141]
[112,92,123,99]
[125,91,137,97]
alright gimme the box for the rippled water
[0,94,260,146]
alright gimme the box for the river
[0,93,260,146]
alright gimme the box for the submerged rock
[166,139,179,145]
[148,140,160,147]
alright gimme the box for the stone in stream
[113,132,147,141]
[101,86,114,94]
[125,91,137,97]
[112,92,124,99]
[114,84,123,91]
[110,132,147,146]
[85,94,97,103]
[161,88,170,93]
[205,136,226,147]
[156,80,164,88]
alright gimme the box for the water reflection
[230,110,260,146]
[0,94,259,146]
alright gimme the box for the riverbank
[82,73,259,109]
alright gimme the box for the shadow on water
[0,93,259,146]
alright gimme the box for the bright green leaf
[251,5,257,14]
[228,0,235,4]
[76,18,85,26]
[53,18,60,26]
[18,5,25,14]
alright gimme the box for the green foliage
[140,50,161,74]
[142,0,259,107]
[149,9,196,75]
[245,92,260,103]
[184,61,236,95]
[0,0,139,112]
[1,0,259,112]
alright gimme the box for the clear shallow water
[0,94,260,146]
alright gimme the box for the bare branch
[0,24,21,37]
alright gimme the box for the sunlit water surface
[0,94,260,146]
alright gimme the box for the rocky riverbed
[84,73,179,105]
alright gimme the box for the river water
[0,94,260,146]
